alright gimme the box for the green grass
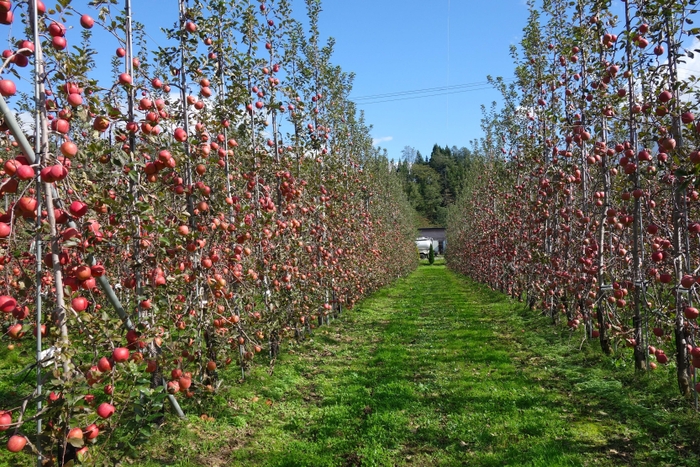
[4,263,700,466]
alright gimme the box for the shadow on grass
[231,266,618,466]
[131,264,700,467]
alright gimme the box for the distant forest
[396,144,480,227]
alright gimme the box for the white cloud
[677,37,700,84]
[372,136,393,145]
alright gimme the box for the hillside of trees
[396,144,482,227]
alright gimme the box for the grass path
[134,263,700,466]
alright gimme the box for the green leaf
[67,435,84,448]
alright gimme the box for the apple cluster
[448,0,700,400]
[0,0,417,464]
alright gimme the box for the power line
[351,78,515,102]
[355,85,508,105]
[447,0,451,131]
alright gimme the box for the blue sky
[313,0,530,160]
[11,1,530,161]
[136,0,531,160]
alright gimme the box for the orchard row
[0,0,416,465]
[448,0,700,399]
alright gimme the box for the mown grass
[3,261,700,466]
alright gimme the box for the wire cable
[351,78,516,101]
[352,79,516,105]
[355,85,506,105]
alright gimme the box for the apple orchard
[448,0,700,403]
[0,0,417,464]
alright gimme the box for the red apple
[71,296,89,312]
[0,79,16,97]
[0,411,11,430]
[118,73,132,85]
[0,9,12,25]
[0,222,10,238]
[51,36,67,50]
[48,22,66,37]
[67,427,83,441]
[69,201,88,217]
[684,306,699,320]
[658,90,673,103]
[97,401,115,419]
[97,356,112,373]
[80,15,94,29]
[7,435,26,453]
[84,423,99,439]
[681,275,695,288]
[112,347,129,362]
[0,295,16,313]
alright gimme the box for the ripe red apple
[118,73,132,85]
[167,380,180,393]
[684,306,699,320]
[0,222,10,238]
[0,295,16,313]
[658,90,673,103]
[7,435,26,453]
[60,141,78,158]
[112,347,129,362]
[84,423,99,440]
[51,118,70,133]
[67,427,83,441]
[67,93,83,107]
[51,36,67,50]
[16,164,34,180]
[659,273,672,283]
[174,127,187,142]
[71,296,89,312]
[80,14,94,29]
[0,411,11,430]
[90,264,105,277]
[69,200,88,217]
[48,22,66,37]
[97,402,115,419]
[0,9,12,25]
[97,356,112,373]
[681,275,695,288]
[0,79,16,97]
[179,376,192,390]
